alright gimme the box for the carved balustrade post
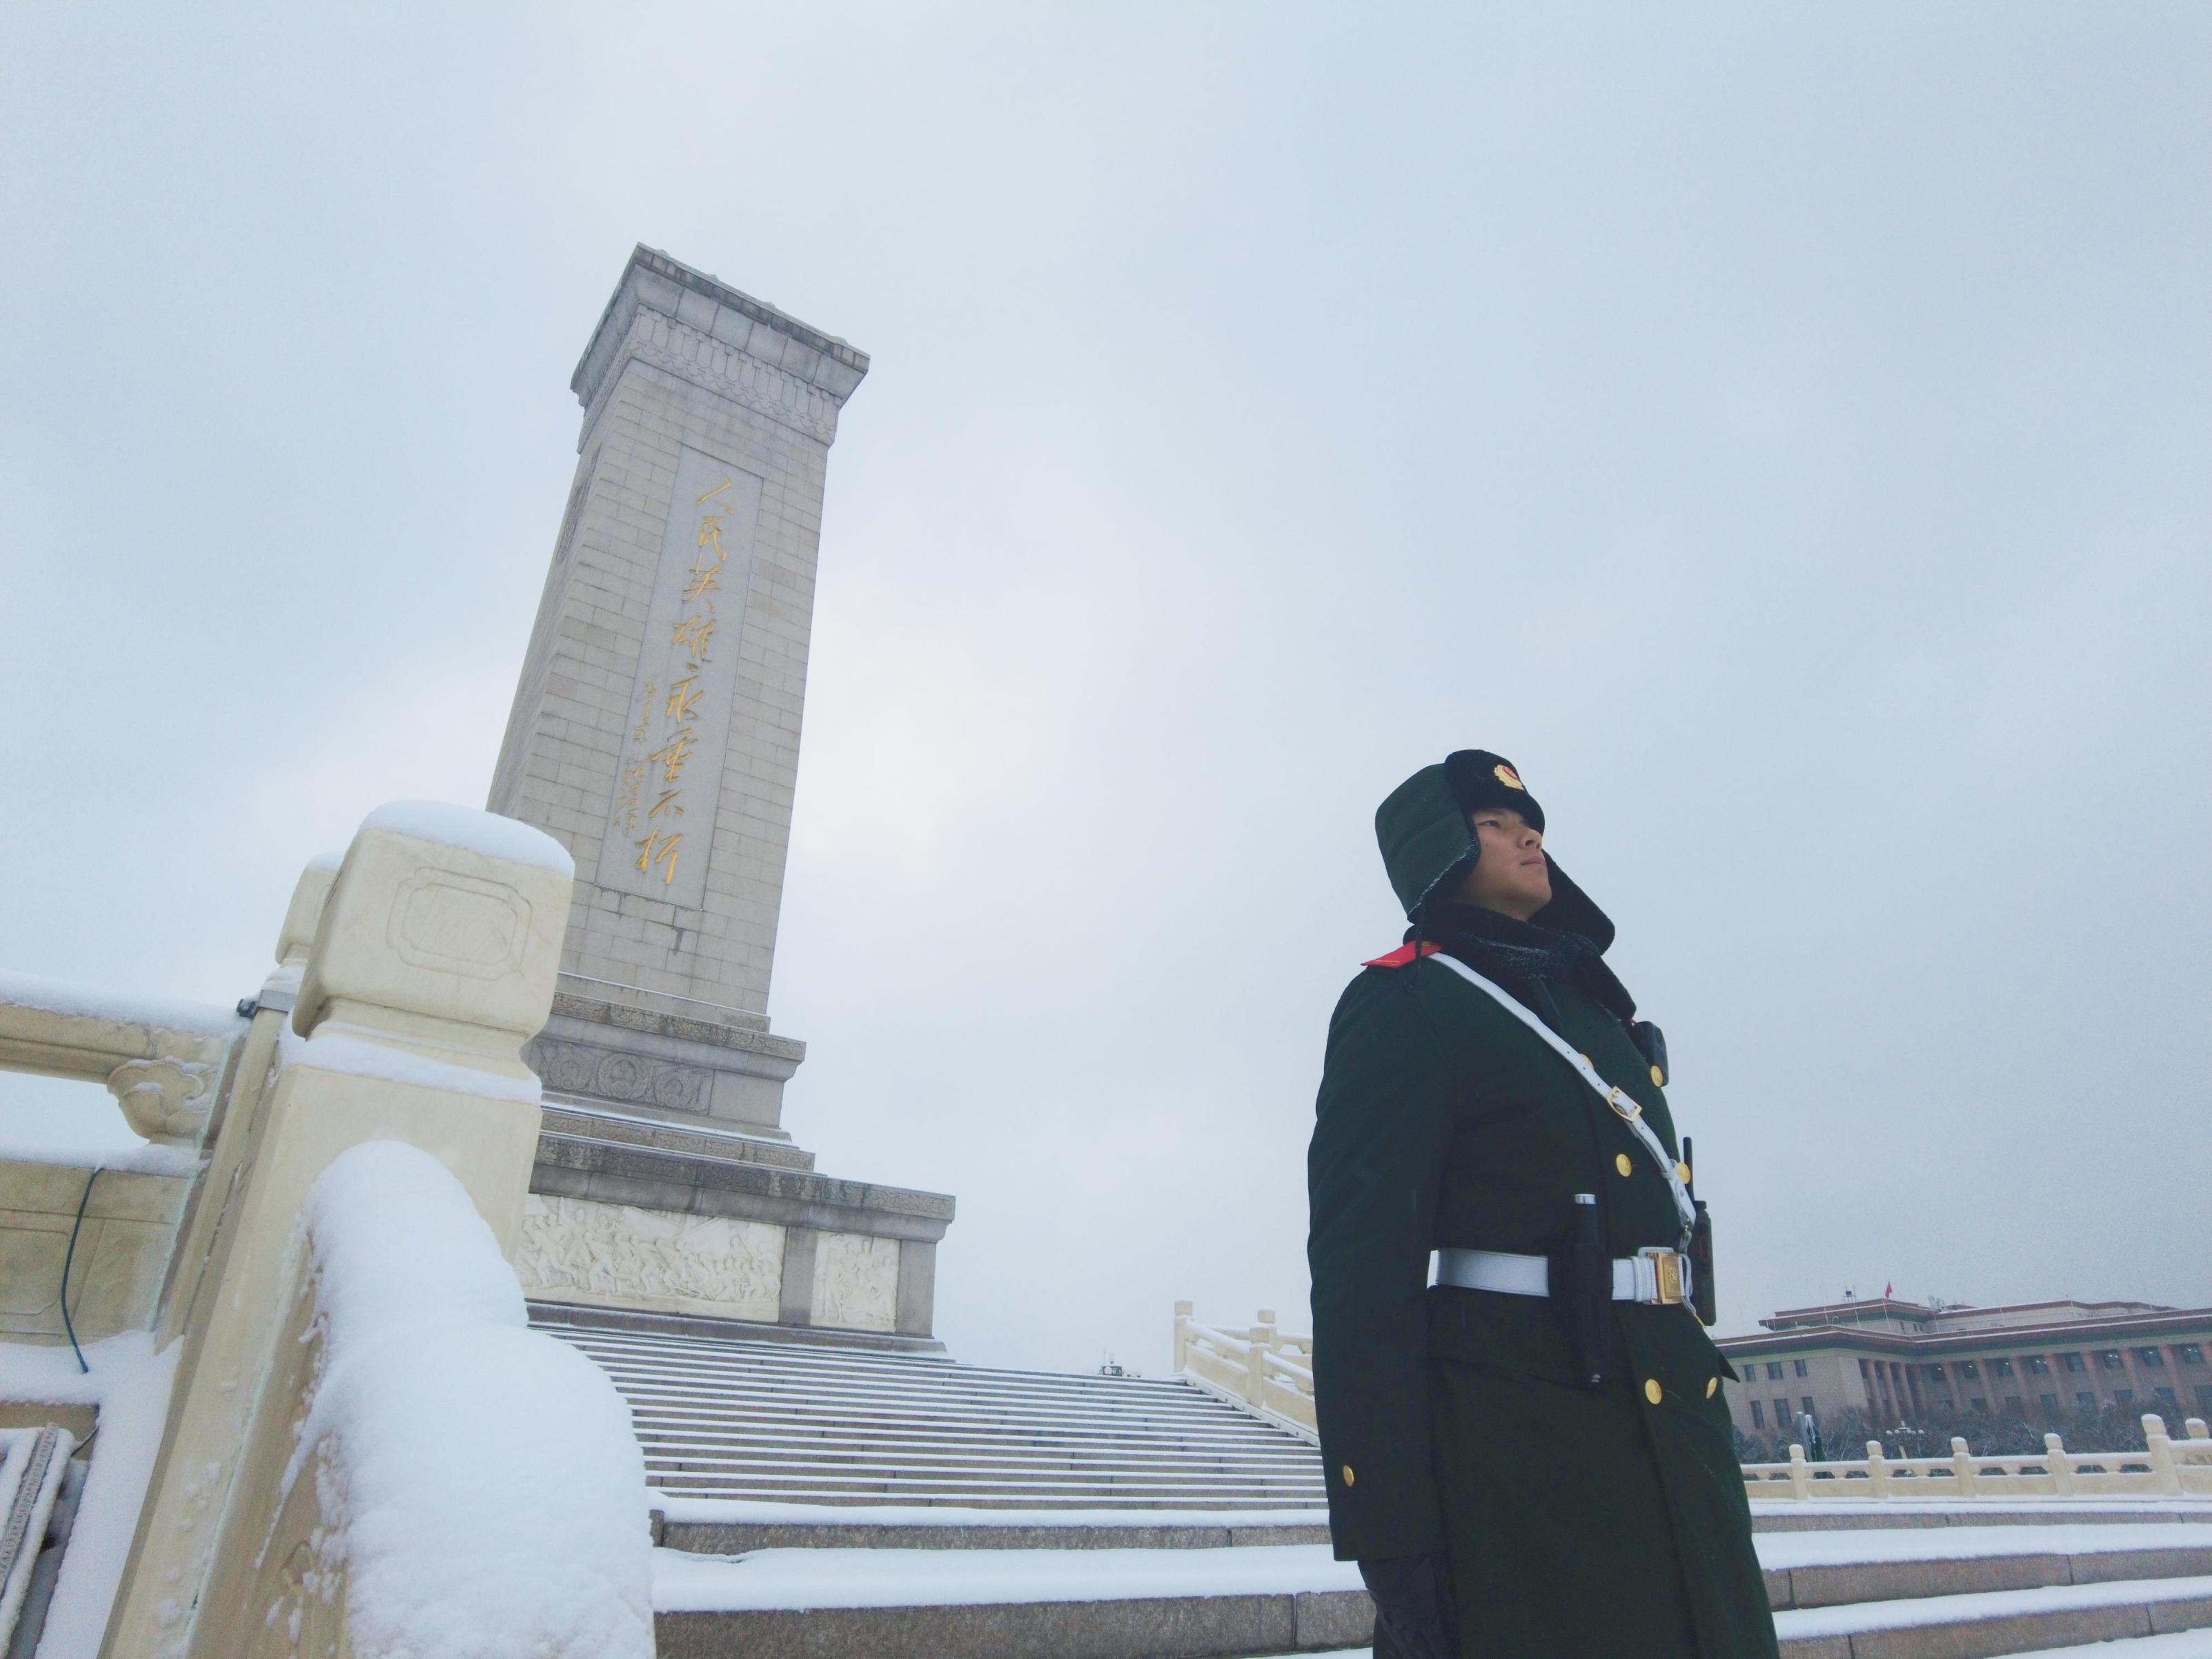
[1249,1308,1277,1406]
[1951,1436,1977,1495]
[2145,1415,2183,1496]
[2046,1433,2075,1496]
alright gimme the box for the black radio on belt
[1684,1135,1716,1328]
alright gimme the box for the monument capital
[571,244,869,451]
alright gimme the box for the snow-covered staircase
[535,1314,1329,1509]
[539,1311,2212,1658]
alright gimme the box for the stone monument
[488,246,952,1346]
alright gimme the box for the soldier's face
[1459,807,1552,921]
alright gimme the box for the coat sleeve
[1306,968,1456,1562]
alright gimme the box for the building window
[1970,1397,1988,1412]
[1767,1362,1784,1380]
[1750,1400,1764,1428]
[1993,1358,2016,1377]
[2004,1395,2024,1413]
[2178,1344,2204,1365]
[2156,1387,2177,1404]
[2062,1353,2086,1372]
[2198,1385,2212,1409]
[1794,1359,1808,1378]
[1926,1363,1946,1380]
[2040,1393,2058,1410]
[2026,1356,2050,1375]
[2136,1348,2166,1368]
[1960,1360,1980,1377]
[1774,1399,1790,1424]
[2100,1351,2125,1371]
[2077,1391,2097,1408]
[2116,1389,2135,1404]
[1801,1396,1814,1415]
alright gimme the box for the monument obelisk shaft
[489,247,950,1345]
[490,246,862,1139]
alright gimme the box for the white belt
[1434,1246,1694,1308]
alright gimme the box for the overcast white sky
[3,5,2207,1377]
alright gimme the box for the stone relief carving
[622,311,843,444]
[517,1193,782,1321]
[106,1057,216,1144]
[551,993,803,1061]
[811,1231,900,1333]
[386,870,530,980]
[526,1037,711,1114]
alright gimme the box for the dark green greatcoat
[1307,766,1777,1659]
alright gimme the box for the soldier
[1307,751,1777,1659]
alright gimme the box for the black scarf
[1414,901,1637,1032]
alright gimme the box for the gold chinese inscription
[625,475,738,886]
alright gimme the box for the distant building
[1715,1297,2212,1439]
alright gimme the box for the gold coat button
[1614,1153,1633,1178]
[1650,1065,1666,1086]
[1578,1053,1592,1068]
[1341,1464,1355,1487]
[1706,1377,1719,1399]
[1676,1161,1692,1185]
[1644,1378,1663,1405]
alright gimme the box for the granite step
[606,1386,1298,1432]
[539,1313,1327,1511]
[643,1483,1322,1507]
[650,1542,1370,1659]
[620,1402,1307,1438]
[632,1451,1309,1478]
[628,1422,1310,1457]
[1772,1573,2212,1657]
[1760,1524,2212,1611]
[1753,1501,2212,1533]
[654,1504,1335,1554]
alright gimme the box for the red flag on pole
[1884,1282,1893,1298]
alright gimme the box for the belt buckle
[1638,1247,1685,1306]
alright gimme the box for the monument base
[525,978,806,1142]
[525,1297,948,1355]
[520,1105,952,1344]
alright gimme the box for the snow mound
[295,1142,650,1659]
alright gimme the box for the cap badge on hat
[1494,763,1526,790]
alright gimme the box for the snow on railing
[1173,1302,1318,1443]
[1743,1415,2212,1502]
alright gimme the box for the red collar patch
[1362,941,1443,970]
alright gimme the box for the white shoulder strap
[1421,949,1697,1242]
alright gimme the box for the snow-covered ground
[1771,1575,2212,1641]
[648,1522,2212,1612]
[653,1496,1329,1529]
[652,1541,1363,1612]
[1759,1522,2212,1569]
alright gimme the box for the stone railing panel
[1173,1302,1319,1442]
[0,972,243,1146]
[1742,1415,2212,1502]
